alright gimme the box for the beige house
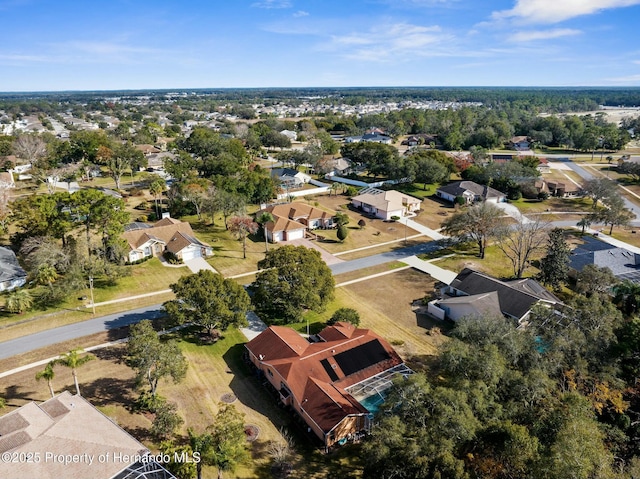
[0,391,176,479]
[351,187,421,220]
[122,216,212,263]
[260,202,336,243]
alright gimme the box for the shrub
[151,401,183,440]
[163,251,183,265]
[134,391,166,413]
[346,186,359,197]
[328,307,360,326]
[358,219,366,229]
[337,224,349,242]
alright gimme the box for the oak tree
[164,270,251,337]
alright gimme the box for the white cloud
[508,28,582,42]
[0,53,51,65]
[292,10,309,17]
[493,0,640,24]
[605,73,640,83]
[251,0,292,9]
[324,23,457,62]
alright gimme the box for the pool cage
[346,363,414,403]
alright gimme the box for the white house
[351,187,421,220]
[435,181,506,204]
[271,168,312,190]
[280,129,298,141]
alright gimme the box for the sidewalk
[398,217,446,240]
[401,255,458,284]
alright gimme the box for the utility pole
[89,275,95,315]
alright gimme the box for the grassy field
[511,196,594,214]
[429,243,537,280]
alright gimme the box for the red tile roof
[246,323,403,434]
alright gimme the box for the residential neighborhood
[1,85,640,479]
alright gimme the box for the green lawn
[510,196,594,215]
[393,182,438,199]
[427,243,537,280]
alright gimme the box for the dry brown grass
[340,268,446,358]
[308,195,420,253]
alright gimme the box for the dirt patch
[340,268,446,358]
[221,392,237,403]
[245,424,260,442]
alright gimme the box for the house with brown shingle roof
[0,391,176,479]
[122,216,212,263]
[245,323,410,449]
[259,202,336,243]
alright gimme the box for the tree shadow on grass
[81,376,137,407]
[2,384,39,405]
[222,344,293,438]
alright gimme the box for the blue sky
[1,0,640,91]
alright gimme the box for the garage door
[181,248,199,261]
[285,229,305,241]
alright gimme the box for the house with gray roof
[569,236,640,283]
[432,268,562,323]
[436,180,506,204]
[270,168,311,190]
[0,246,27,292]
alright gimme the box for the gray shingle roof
[437,181,505,200]
[449,268,560,321]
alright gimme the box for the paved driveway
[285,238,344,265]
[495,202,532,224]
[399,217,445,240]
[185,257,218,273]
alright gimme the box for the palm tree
[255,211,274,253]
[228,216,259,259]
[55,349,94,396]
[36,264,58,292]
[5,289,33,314]
[329,182,340,197]
[149,178,166,220]
[35,361,57,398]
[577,217,592,235]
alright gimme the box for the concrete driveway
[495,202,532,224]
[285,238,344,265]
[185,257,218,274]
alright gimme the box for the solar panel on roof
[321,358,340,382]
[334,340,391,377]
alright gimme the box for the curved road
[7,155,634,362]
[555,157,640,225]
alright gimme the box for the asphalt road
[555,157,640,225]
[0,305,165,360]
[329,240,441,275]
[0,239,442,360]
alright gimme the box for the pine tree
[539,228,570,291]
